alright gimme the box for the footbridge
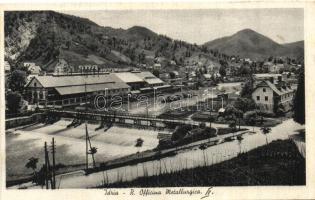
[45,109,201,128]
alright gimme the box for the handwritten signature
[201,187,214,199]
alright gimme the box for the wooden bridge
[46,109,201,128]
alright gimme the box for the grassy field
[100,139,305,187]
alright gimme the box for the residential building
[153,63,162,70]
[4,61,11,73]
[202,74,212,81]
[253,73,283,86]
[23,62,41,75]
[251,80,295,113]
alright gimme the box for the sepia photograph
[1,2,312,197]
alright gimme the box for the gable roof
[26,73,122,88]
[254,80,294,96]
[55,82,129,95]
[112,72,144,83]
[134,71,164,85]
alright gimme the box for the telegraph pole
[44,142,49,189]
[51,138,56,189]
[44,142,53,189]
[85,82,89,171]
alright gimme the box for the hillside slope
[5,11,218,72]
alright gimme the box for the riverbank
[99,139,305,187]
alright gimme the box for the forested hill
[4,11,221,72]
[5,11,304,73]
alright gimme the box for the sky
[61,9,304,45]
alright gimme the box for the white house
[23,62,41,74]
[252,80,295,113]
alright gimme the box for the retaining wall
[5,113,45,129]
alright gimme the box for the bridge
[46,109,201,128]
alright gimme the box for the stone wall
[5,113,44,129]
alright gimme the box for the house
[153,63,162,70]
[159,72,170,80]
[170,60,176,66]
[170,71,180,78]
[4,61,11,73]
[23,62,41,75]
[251,80,295,113]
[207,64,219,73]
[244,58,252,64]
[54,59,71,75]
[202,74,212,81]
[269,64,285,73]
[253,73,283,86]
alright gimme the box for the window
[263,88,266,92]
[34,82,37,87]
[265,96,268,101]
[256,96,260,101]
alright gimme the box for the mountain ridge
[204,28,304,60]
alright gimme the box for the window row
[256,96,269,101]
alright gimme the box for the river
[6,119,163,181]
[10,119,304,189]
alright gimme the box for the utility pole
[44,142,49,189]
[85,82,89,171]
[44,142,53,189]
[146,102,149,127]
[211,88,214,111]
[51,138,56,189]
[87,136,96,168]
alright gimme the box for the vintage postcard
[1,1,315,200]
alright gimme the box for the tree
[219,66,226,77]
[275,103,286,117]
[260,127,271,144]
[25,157,38,171]
[240,76,254,98]
[244,110,258,132]
[239,65,251,76]
[9,70,27,92]
[135,138,144,153]
[199,144,208,166]
[229,121,237,132]
[6,91,23,114]
[25,157,39,175]
[236,135,244,154]
[153,69,160,78]
[208,115,216,129]
[171,125,191,141]
[169,71,176,79]
[234,97,256,113]
[293,69,305,124]
[224,105,243,130]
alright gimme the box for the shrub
[171,125,192,141]
[257,110,276,118]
